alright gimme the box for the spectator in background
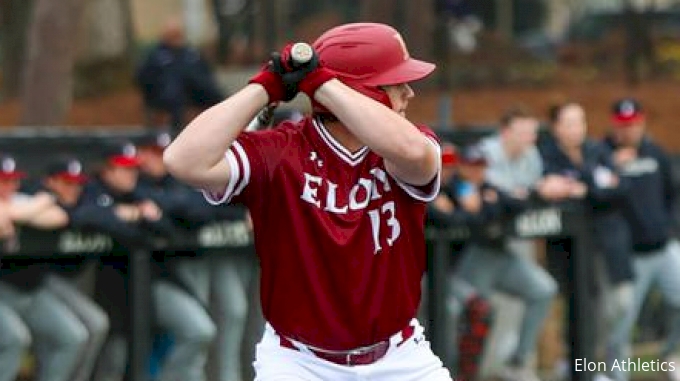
[541,102,633,320]
[450,142,556,381]
[136,16,225,135]
[601,98,680,381]
[427,143,493,381]
[481,105,543,195]
[437,0,482,54]
[539,102,633,380]
[0,154,85,381]
[478,105,565,380]
[40,157,111,381]
[136,132,251,381]
[88,141,216,381]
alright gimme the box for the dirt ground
[2,79,680,151]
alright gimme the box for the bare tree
[622,0,656,85]
[0,0,34,99]
[19,0,88,125]
[72,0,136,97]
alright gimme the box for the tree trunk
[404,0,434,62]
[73,0,135,98]
[0,0,34,99]
[120,0,136,60]
[19,0,87,126]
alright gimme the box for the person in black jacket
[136,17,225,134]
[601,98,680,381]
[539,102,634,379]
[540,102,634,299]
[88,141,216,381]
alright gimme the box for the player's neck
[324,120,365,154]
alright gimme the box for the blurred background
[2,0,680,143]
[3,1,680,381]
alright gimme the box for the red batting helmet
[312,23,436,110]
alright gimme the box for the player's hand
[536,175,572,201]
[460,192,482,214]
[249,43,311,104]
[138,200,162,222]
[0,202,16,239]
[567,180,588,199]
[433,194,456,214]
[248,58,290,104]
[269,43,336,100]
[481,189,498,204]
[114,204,141,222]
[613,147,637,167]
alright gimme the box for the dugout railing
[426,201,596,381]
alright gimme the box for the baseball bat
[249,42,314,130]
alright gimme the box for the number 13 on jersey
[368,201,401,254]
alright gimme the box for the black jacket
[136,43,224,111]
[602,135,676,252]
[539,135,634,284]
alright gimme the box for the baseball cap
[0,154,27,180]
[458,144,487,166]
[45,157,88,184]
[100,141,140,167]
[135,131,172,152]
[441,143,459,166]
[611,98,644,126]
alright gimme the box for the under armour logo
[309,152,323,168]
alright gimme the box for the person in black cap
[602,98,680,381]
[36,157,111,381]
[86,141,217,381]
[0,154,91,381]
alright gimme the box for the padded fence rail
[0,127,598,381]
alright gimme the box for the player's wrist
[248,69,287,104]
[298,67,336,99]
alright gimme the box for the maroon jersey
[205,116,440,350]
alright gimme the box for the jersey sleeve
[202,126,291,207]
[390,124,441,202]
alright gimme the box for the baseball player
[164,22,452,381]
[602,98,680,381]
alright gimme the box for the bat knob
[290,42,314,65]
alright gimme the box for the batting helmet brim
[362,58,436,87]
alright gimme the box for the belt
[278,324,415,366]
